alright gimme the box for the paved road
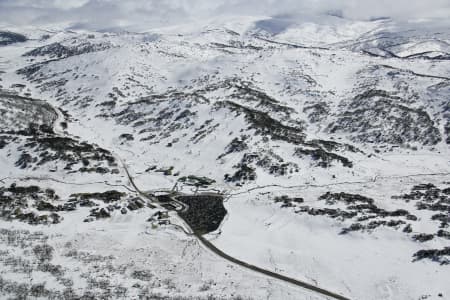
[196,234,350,300]
[42,97,349,300]
[42,96,448,300]
[121,164,351,300]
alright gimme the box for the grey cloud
[0,0,449,31]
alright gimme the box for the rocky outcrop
[0,31,27,46]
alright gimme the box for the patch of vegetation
[294,147,353,168]
[290,184,450,264]
[119,133,134,141]
[69,190,125,203]
[177,195,227,235]
[224,162,256,183]
[217,101,305,145]
[17,134,116,174]
[131,270,153,281]
[155,166,175,176]
[294,192,417,235]
[0,184,63,225]
[178,175,216,188]
[1,92,115,174]
[217,136,249,159]
[303,102,329,123]
[444,120,450,144]
[23,41,111,59]
[393,183,450,228]
[227,80,294,115]
[225,151,298,184]
[274,195,304,208]
[413,247,450,265]
[329,89,442,146]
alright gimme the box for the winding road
[111,145,450,300]
[12,94,448,300]
[120,158,351,300]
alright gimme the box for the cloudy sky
[0,0,449,31]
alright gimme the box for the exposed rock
[0,31,27,46]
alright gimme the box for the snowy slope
[0,15,449,300]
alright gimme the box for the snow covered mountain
[0,14,449,300]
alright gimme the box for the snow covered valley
[0,13,449,300]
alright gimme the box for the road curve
[44,99,351,300]
[121,161,351,300]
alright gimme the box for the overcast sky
[0,0,449,31]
